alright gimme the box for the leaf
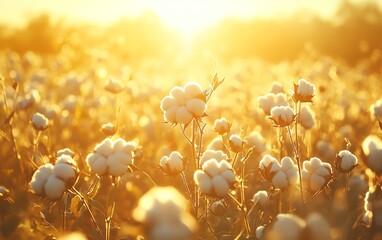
[70,195,84,218]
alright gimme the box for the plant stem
[105,180,118,240]
[287,126,304,205]
[181,172,195,210]
[71,188,105,240]
[63,192,69,232]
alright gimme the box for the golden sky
[0,0,379,36]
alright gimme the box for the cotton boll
[270,106,295,127]
[31,112,49,131]
[296,78,315,96]
[271,214,305,240]
[275,93,288,106]
[44,175,66,200]
[281,157,295,171]
[310,174,326,192]
[94,138,113,157]
[200,150,227,166]
[194,170,212,194]
[176,106,193,124]
[53,163,76,181]
[253,190,268,208]
[258,93,275,115]
[310,157,322,169]
[29,164,54,195]
[299,106,316,129]
[186,98,206,116]
[164,106,177,123]
[214,118,230,135]
[245,131,268,154]
[160,96,177,111]
[112,151,133,165]
[107,153,129,176]
[218,160,233,172]
[212,176,230,197]
[256,226,266,240]
[370,99,382,121]
[315,166,330,177]
[207,137,225,150]
[57,148,74,158]
[220,169,235,185]
[170,86,186,105]
[229,134,243,152]
[123,141,137,154]
[337,150,358,172]
[210,200,227,216]
[362,135,382,175]
[306,213,331,240]
[184,82,203,100]
[160,152,184,175]
[202,159,220,177]
[104,77,124,93]
[285,168,298,184]
[112,138,127,153]
[92,155,108,176]
[272,171,288,189]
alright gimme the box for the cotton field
[1,1,382,240]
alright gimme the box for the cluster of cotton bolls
[86,138,137,177]
[159,151,185,175]
[362,135,382,175]
[258,92,288,115]
[293,78,316,103]
[259,155,298,189]
[133,187,197,240]
[194,159,236,197]
[160,82,207,124]
[257,213,331,240]
[301,157,332,192]
[29,150,78,200]
[269,106,296,127]
[364,186,382,227]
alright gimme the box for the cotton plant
[333,150,358,173]
[193,159,236,198]
[269,106,296,127]
[86,138,138,177]
[159,151,185,176]
[229,134,245,153]
[29,153,79,200]
[258,92,288,116]
[31,112,49,131]
[259,155,298,190]
[133,187,197,240]
[301,157,333,193]
[253,190,268,208]
[213,117,230,135]
[160,82,207,125]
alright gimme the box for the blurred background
[0,0,382,68]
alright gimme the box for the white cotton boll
[259,154,275,169]
[107,153,128,176]
[214,118,230,135]
[362,135,382,174]
[271,82,284,94]
[275,93,288,106]
[176,106,193,124]
[200,150,227,166]
[229,134,243,152]
[160,151,184,175]
[29,164,54,195]
[315,166,330,177]
[112,152,132,165]
[321,163,332,174]
[186,98,206,116]
[164,105,177,123]
[184,82,203,100]
[316,140,335,160]
[123,141,137,154]
[55,154,74,165]
[253,190,268,207]
[218,160,233,172]
[285,168,298,184]
[31,112,49,131]
[306,213,332,240]
[310,174,325,192]
[370,99,382,121]
[245,131,268,154]
[170,86,186,105]
[310,157,322,170]
[57,148,74,157]
[270,106,295,127]
[220,169,235,184]
[207,137,225,150]
[86,153,99,169]
[112,138,127,153]
[297,78,315,96]
[362,211,373,225]
[281,157,294,171]
[299,106,316,129]
[202,159,220,177]
[92,155,108,176]
[104,78,124,93]
[272,171,288,189]
[53,163,76,181]
[212,175,230,197]
[338,150,358,172]
[194,171,212,194]
[271,214,306,240]
[256,226,266,240]
[44,175,66,200]
[270,161,282,172]
[94,138,113,157]
[258,93,275,115]
[160,96,177,111]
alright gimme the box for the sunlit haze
[1,0,375,36]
